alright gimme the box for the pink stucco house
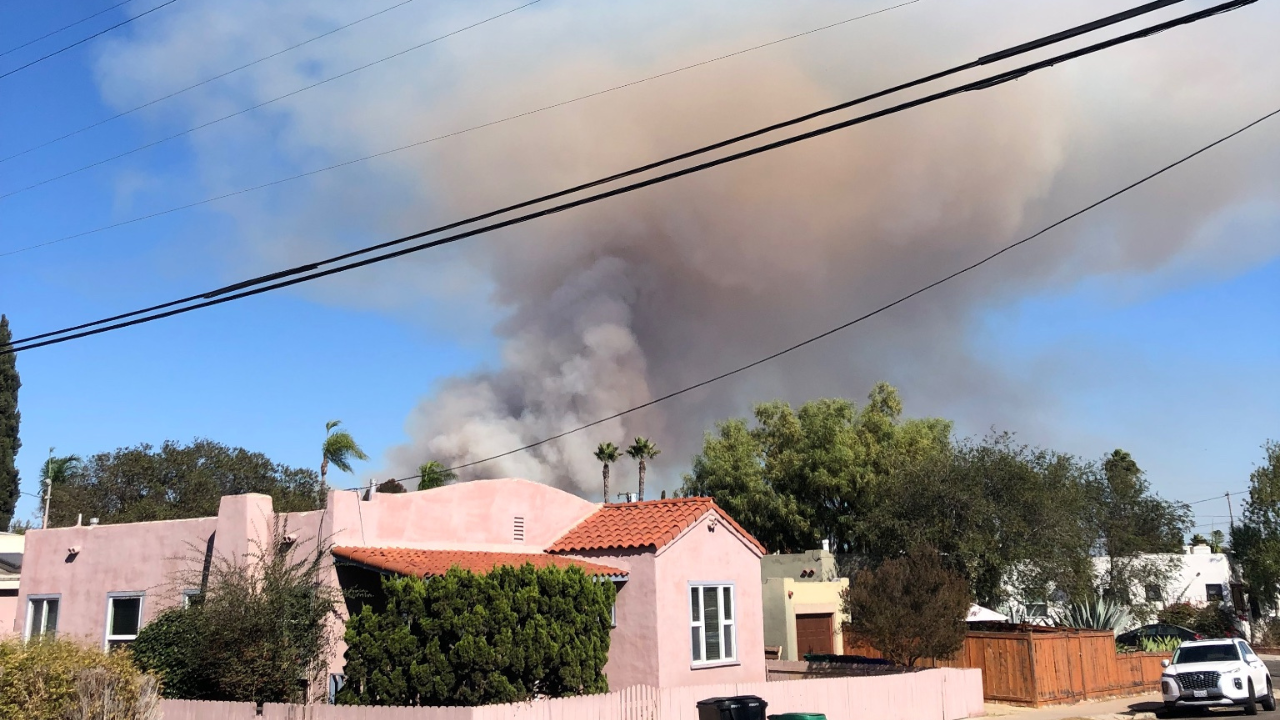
[15,479,766,691]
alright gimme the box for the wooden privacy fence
[850,629,1170,707]
[159,668,984,720]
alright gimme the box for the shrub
[1191,602,1237,638]
[0,637,159,720]
[131,520,339,704]
[841,545,972,667]
[130,608,209,699]
[1158,602,1198,628]
[338,563,615,706]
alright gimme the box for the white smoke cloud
[90,0,1280,495]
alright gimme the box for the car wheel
[1246,680,1259,716]
[1263,678,1276,712]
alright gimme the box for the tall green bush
[338,563,615,706]
[131,521,340,703]
[1158,602,1199,628]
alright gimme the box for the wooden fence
[158,668,984,720]
[850,629,1170,707]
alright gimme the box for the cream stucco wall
[760,576,849,660]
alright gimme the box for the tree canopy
[45,438,320,526]
[1232,441,1280,614]
[682,382,1191,610]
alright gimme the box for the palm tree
[418,461,457,491]
[321,420,368,499]
[625,437,660,501]
[40,451,83,527]
[593,442,620,504]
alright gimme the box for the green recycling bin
[768,714,827,720]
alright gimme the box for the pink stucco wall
[16,516,217,645]
[0,593,18,636]
[654,512,766,687]
[568,548,660,689]
[345,478,599,551]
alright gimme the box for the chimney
[821,539,830,553]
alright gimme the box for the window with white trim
[105,594,144,650]
[690,583,736,665]
[26,596,60,640]
[181,589,203,608]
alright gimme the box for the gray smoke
[94,0,1280,495]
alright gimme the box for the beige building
[761,548,849,660]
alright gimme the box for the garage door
[795,613,834,656]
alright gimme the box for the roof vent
[513,516,525,543]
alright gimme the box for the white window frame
[181,588,202,608]
[104,592,146,650]
[24,594,60,641]
[689,581,738,668]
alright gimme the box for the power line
[1187,490,1249,505]
[1,0,928,256]
[4,0,1220,346]
[0,0,542,201]
[0,0,424,166]
[0,0,140,59]
[0,0,181,82]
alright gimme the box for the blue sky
[1,0,1278,526]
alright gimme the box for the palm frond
[626,437,660,460]
[326,419,343,433]
[594,442,620,463]
[40,454,84,483]
[322,431,368,474]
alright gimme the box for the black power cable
[0,0,182,81]
[1,0,926,257]
[395,104,1280,480]
[0,0,541,201]
[0,0,425,166]
[1,0,140,59]
[5,0,1215,347]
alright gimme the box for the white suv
[1160,638,1275,716]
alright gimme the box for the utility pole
[41,447,53,528]
[1226,491,1235,528]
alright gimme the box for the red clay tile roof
[546,497,766,555]
[331,546,627,578]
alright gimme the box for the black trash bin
[696,695,768,720]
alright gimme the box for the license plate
[1193,690,1208,698]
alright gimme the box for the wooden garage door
[796,613,834,656]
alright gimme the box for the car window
[1237,640,1252,658]
[1173,644,1240,664]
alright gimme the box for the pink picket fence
[159,667,984,720]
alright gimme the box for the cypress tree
[0,315,19,531]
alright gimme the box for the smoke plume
[93,0,1280,496]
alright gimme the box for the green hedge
[338,563,615,706]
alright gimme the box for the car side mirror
[1161,659,1170,668]
[1247,654,1259,663]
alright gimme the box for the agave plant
[1052,596,1131,631]
[1139,635,1183,653]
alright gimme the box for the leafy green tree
[132,521,340,703]
[842,545,971,667]
[1092,449,1191,619]
[593,442,620,504]
[0,315,19,532]
[681,383,951,554]
[45,439,320,527]
[1190,533,1209,547]
[338,564,614,706]
[1210,530,1225,553]
[1232,441,1280,616]
[860,433,1097,606]
[321,420,367,497]
[417,461,456,491]
[625,437,659,501]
